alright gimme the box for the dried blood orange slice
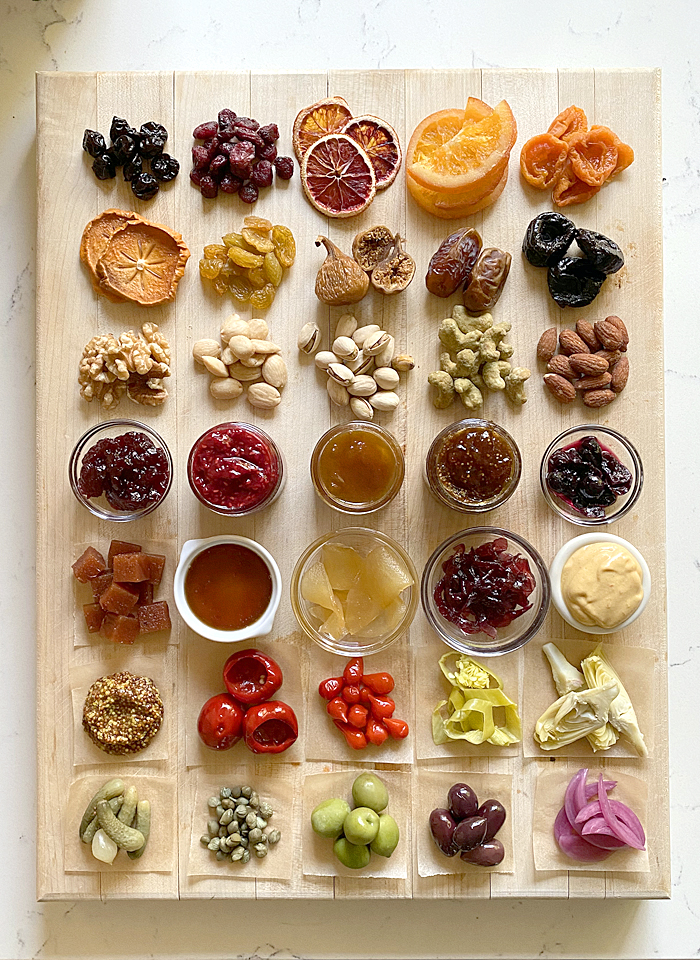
[407,166,508,219]
[293,96,353,162]
[301,134,376,218]
[341,115,402,189]
[96,220,190,305]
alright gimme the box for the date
[463,247,512,314]
[425,228,482,298]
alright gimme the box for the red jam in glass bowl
[187,422,284,516]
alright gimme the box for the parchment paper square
[304,644,412,764]
[65,775,176,873]
[414,643,521,761]
[70,649,175,765]
[414,768,513,876]
[522,639,656,759]
[185,635,305,766]
[302,770,409,879]
[187,764,300,881]
[533,765,649,872]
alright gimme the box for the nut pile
[79,323,170,410]
[298,314,414,420]
[538,315,629,407]
[193,314,287,409]
[200,785,281,865]
[428,305,530,409]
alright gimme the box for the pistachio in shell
[371,234,416,294]
[352,225,394,273]
[314,235,369,306]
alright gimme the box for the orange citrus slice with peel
[301,134,376,218]
[342,115,402,189]
[407,166,509,219]
[293,96,353,162]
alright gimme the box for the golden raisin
[212,277,229,296]
[199,258,221,280]
[271,225,296,268]
[247,267,267,289]
[222,232,245,249]
[243,215,273,232]
[203,243,228,259]
[263,251,283,287]
[228,277,254,302]
[249,283,276,310]
[241,228,275,253]
[228,247,264,269]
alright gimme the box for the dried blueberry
[151,153,180,183]
[575,228,624,275]
[547,257,606,308]
[123,155,143,182]
[82,129,106,158]
[109,116,139,146]
[523,212,576,267]
[111,134,138,166]
[92,153,116,180]
[131,172,159,201]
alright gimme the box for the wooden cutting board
[36,68,667,900]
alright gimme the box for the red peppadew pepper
[223,648,283,705]
[383,716,409,739]
[197,693,244,750]
[243,700,298,754]
[318,658,409,750]
[333,719,368,750]
[326,696,348,723]
[343,657,364,684]
[362,672,395,695]
[318,676,344,700]
[365,716,389,746]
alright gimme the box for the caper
[207,797,219,809]
[207,839,220,851]
[221,798,234,809]
[207,819,219,837]
[235,804,248,818]
[254,843,268,858]
[220,787,232,799]
[200,835,210,846]
[267,829,281,845]
[239,837,248,848]
[218,826,227,838]
[241,786,252,798]
[241,848,251,863]
[259,802,273,818]
[216,850,227,861]
[216,804,225,818]
[231,847,244,862]
[229,785,241,797]
[246,812,257,828]
[249,828,263,843]
[220,809,234,826]
[228,827,241,840]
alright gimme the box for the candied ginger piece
[72,546,107,583]
[99,580,140,615]
[320,608,348,643]
[357,546,414,609]
[301,560,339,611]
[101,613,140,644]
[83,603,105,634]
[138,601,172,635]
[321,543,363,591]
[112,552,151,583]
[107,539,142,567]
[344,586,383,635]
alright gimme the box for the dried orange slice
[293,96,353,162]
[407,98,517,195]
[80,209,142,303]
[407,166,509,219]
[96,220,190,305]
[341,114,402,189]
[301,134,376,218]
[520,133,568,189]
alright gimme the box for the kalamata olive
[453,815,488,851]
[447,783,479,821]
[459,838,505,867]
[477,799,507,841]
[429,808,458,857]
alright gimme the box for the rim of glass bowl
[68,418,173,522]
[539,423,643,527]
[420,526,551,657]
[290,527,419,656]
[425,418,522,514]
[310,421,405,515]
[187,421,285,517]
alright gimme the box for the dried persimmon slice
[96,220,190,305]
[80,209,143,303]
[547,105,588,142]
[567,126,619,187]
[520,133,569,189]
[552,160,600,207]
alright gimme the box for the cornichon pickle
[79,778,124,841]
[81,796,123,844]
[96,799,145,852]
[425,228,482,298]
[127,800,151,860]
[462,247,512,314]
[117,784,138,826]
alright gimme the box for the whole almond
[593,319,623,351]
[192,338,221,364]
[247,382,281,409]
[569,353,609,376]
[595,349,622,367]
[229,334,255,361]
[202,356,229,378]
[582,388,616,408]
[209,377,244,400]
[221,346,235,366]
[536,327,558,363]
[575,319,600,351]
[543,373,576,403]
[610,356,629,393]
[262,354,288,390]
[606,315,629,350]
[559,329,590,355]
[574,372,613,391]
[240,355,265,368]
[247,318,269,340]
[547,355,576,380]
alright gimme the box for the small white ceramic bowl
[549,532,651,634]
[174,535,282,643]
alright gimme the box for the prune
[138,121,168,159]
[150,153,180,183]
[575,228,624,275]
[92,153,116,180]
[239,181,259,204]
[426,228,482,298]
[522,212,576,267]
[448,783,479,821]
[131,172,159,201]
[546,436,632,518]
[123,155,143,182]
[77,432,170,512]
[250,159,273,188]
[259,123,279,144]
[429,808,458,857]
[547,257,606,308]
[82,129,106,158]
[193,120,218,141]
[453,816,488,851]
[462,246,512,314]
[199,175,218,199]
[274,156,294,180]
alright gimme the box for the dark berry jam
[188,423,282,515]
[77,431,170,511]
[434,537,535,639]
[546,435,632,519]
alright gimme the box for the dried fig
[314,235,369,305]
[352,225,394,272]
[371,234,416,294]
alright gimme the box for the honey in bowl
[184,543,272,631]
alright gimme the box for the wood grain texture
[36,69,667,901]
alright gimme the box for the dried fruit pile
[520,105,634,206]
[406,98,517,219]
[293,97,401,217]
[198,217,295,310]
[82,116,179,200]
[190,109,294,202]
[537,316,629,409]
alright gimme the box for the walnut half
[78,324,171,409]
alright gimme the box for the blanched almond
[193,338,221,364]
[262,354,288,390]
[202,356,229,377]
[247,383,281,409]
[209,377,244,400]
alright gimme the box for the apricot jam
[184,543,272,631]
[311,423,404,513]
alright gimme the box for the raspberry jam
[188,422,283,516]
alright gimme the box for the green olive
[333,837,371,870]
[351,772,389,813]
[310,798,351,839]
[343,806,380,846]
[369,813,399,858]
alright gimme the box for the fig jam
[546,435,632,519]
[188,423,283,515]
[77,431,170,511]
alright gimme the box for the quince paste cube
[142,553,166,585]
[72,546,106,583]
[108,539,142,567]
[101,613,140,644]
[137,601,172,634]
[90,571,113,602]
[112,552,151,583]
[83,603,105,633]
[138,581,154,606]
[99,580,140,615]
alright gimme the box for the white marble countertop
[2,1,699,957]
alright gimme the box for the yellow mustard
[561,542,644,629]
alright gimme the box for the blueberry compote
[546,435,632,519]
[77,431,170,512]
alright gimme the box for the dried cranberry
[189,168,204,187]
[250,160,273,188]
[234,117,259,130]
[239,181,259,204]
[131,172,159,201]
[111,134,138,166]
[274,156,294,180]
[218,108,237,131]
[259,123,279,144]
[200,175,218,199]
[151,153,180,183]
[228,141,255,178]
[209,153,229,181]
[258,143,277,162]
[123,155,143,182]
[234,126,265,149]
[193,120,218,141]
[219,174,242,194]
[82,129,106,158]
[92,153,116,180]
[192,144,212,171]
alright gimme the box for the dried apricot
[547,105,587,143]
[519,133,568,189]
[608,138,635,179]
[567,126,619,187]
[552,161,600,207]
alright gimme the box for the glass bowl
[549,532,651,634]
[69,419,173,522]
[290,527,418,656]
[425,418,521,513]
[540,424,643,526]
[421,526,551,657]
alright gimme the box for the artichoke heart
[534,680,619,750]
[581,644,648,757]
[542,642,585,695]
[432,655,521,747]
